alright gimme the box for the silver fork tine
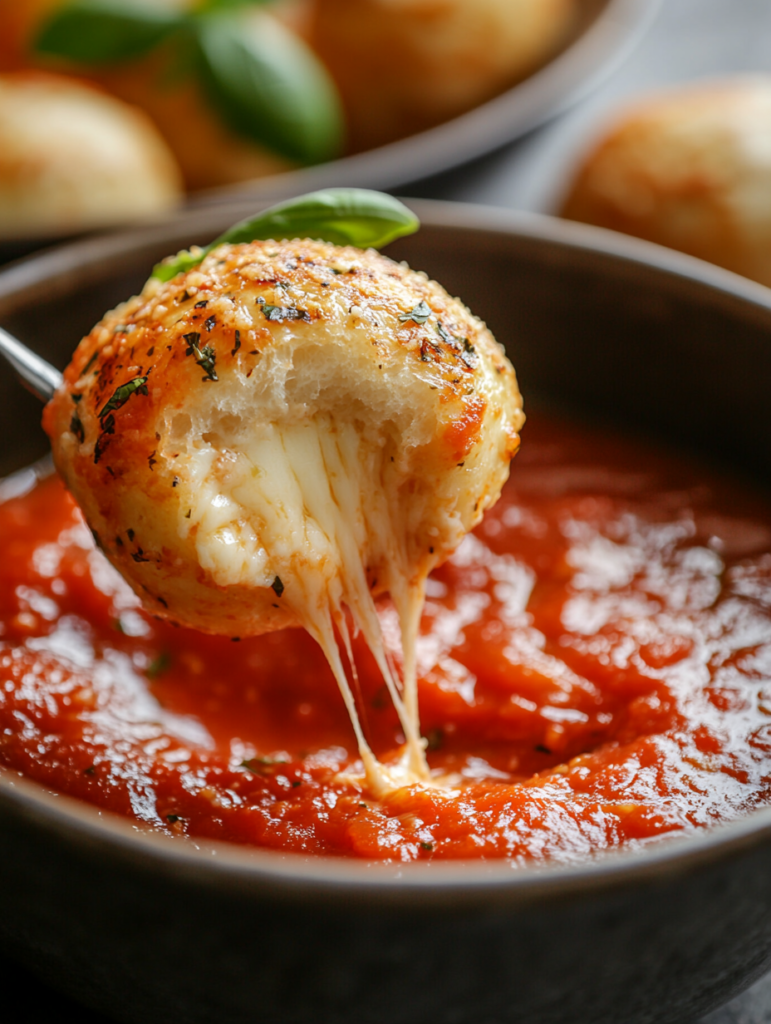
[0,325,63,402]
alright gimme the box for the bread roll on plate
[0,71,182,239]
[309,0,576,150]
[561,78,771,287]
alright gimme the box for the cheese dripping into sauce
[182,414,431,794]
[43,239,525,799]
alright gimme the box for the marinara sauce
[2,415,771,862]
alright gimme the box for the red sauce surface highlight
[2,415,771,863]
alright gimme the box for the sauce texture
[2,415,771,863]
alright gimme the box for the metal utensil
[0,325,62,402]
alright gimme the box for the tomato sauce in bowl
[2,412,771,863]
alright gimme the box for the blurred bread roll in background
[0,0,305,191]
[561,78,771,287]
[309,0,576,151]
[1,0,579,192]
[0,72,181,239]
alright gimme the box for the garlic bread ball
[561,78,771,287]
[43,239,523,641]
[0,72,182,239]
[309,0,576,150]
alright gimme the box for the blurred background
[1,0,771,295]
[2,0,771,1021]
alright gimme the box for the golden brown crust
[561,78,771,286]
[49,239,514,459]
[44,239,523,637]
[309,0,576,150]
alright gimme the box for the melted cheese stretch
[45,241,525,794]
[180,414,430,795]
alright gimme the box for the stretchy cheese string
[186,414,431,795]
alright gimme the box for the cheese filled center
[44,239,524,797]
[176,408,432,792]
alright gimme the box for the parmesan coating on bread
[561,78,771,287]
[44,239,523,792]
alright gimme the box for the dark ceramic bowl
[1,201,771,1024]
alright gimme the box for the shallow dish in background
[198,0,660,206]
[1,199,771,1023]
[0,0,660,272]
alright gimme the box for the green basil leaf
[34,0,185,64]
[197,0,272,10]
[153,249,208,283]
[152,189,420,282]
[215,189,421,250]
[194,11,343,165]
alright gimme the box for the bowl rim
[194,0,662,205]
[2,198,771,904]
[0,0,660,249]
[6,763,771,906]
[3,197,771,322]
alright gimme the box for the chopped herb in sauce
[425,727,444,752]
[147,652,171,679]
[434,322,477,368]
[271,575,285,597]
[240,755,289,772]
[435,322,453,345]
